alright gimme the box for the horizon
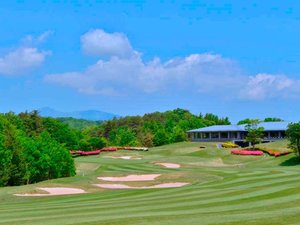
[1,1,300,123]
[0,106,294,125]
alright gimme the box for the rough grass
[0,141,300,225]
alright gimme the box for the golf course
[0,140,299,225]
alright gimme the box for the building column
[237,132,241,140]
[218,132,221,140]
[268,132,271,139]
[209,132,212,140]
[228,132,230,140]
[278,131,281,139]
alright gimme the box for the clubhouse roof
[187,122,290,133]
[187,122,290,142]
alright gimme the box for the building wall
[189,130,286,142]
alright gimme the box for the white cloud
[0,31,52,76]
[22,31,54,46]
[80,29,137,58]
[45,29,300,100]
[45,51,242,96]
[0,47,50,76]
[241,73,298,100]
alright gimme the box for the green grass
[0,141,300,225]
[257,140,291,152]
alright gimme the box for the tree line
[87,108,231,147]
[0,109,229,187]
[2,109,300,187]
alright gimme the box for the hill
[56,117,101,130]
[39,107,118,121]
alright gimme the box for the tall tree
[286,122,300,156]
[245,119,264,149]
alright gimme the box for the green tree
[109,126,139,146]
[79,136,107,150]
[42,117,80,149]
[172,127,187,143]
[1,122,27,186]
[0,112,77,187]
[238,118,253,125]
[245,119,264,149]
[0,117,12,186]
[264,117,284,122]
[286,122,300,156]
[18,110,44,137]
[33,132,76,181]
[153,129,169,146]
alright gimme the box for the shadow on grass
[280,156,300,166]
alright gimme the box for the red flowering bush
[80,150,101,155]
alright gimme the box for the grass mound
[256,140,294,157]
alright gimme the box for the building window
[220,132,228,139]
[270,131,279,138]
[202,133,210,139]
[211,132,219,139]
[230,132,237,139]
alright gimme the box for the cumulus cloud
[45,29,300,100]
[242,73,299,100]
[0,47,50,76]
[0,31,52,76]
[80,29,137,58]
[45,52,243,96]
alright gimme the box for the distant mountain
[39,107,118,121]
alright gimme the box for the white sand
[155,162,181,169]
[104,156,142,160]
[94,182,189,189]
[14,187,86,196]
[98,174,160,182]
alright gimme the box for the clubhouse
[187,122,289,143]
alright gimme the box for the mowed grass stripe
[2,178,298,219]
[205,173,300,189]
[2,185,300,222]
[1,198,300,225]
[0,141,300,225]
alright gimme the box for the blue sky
[1,1,300,122]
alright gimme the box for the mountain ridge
[39,107,118,121]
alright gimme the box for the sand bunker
[104,156,142,160]
[14,187,86,197]
[94,182,189,189]
[155,162,181,169]
[98,174,160,182]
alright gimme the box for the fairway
[0,141,299,225]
